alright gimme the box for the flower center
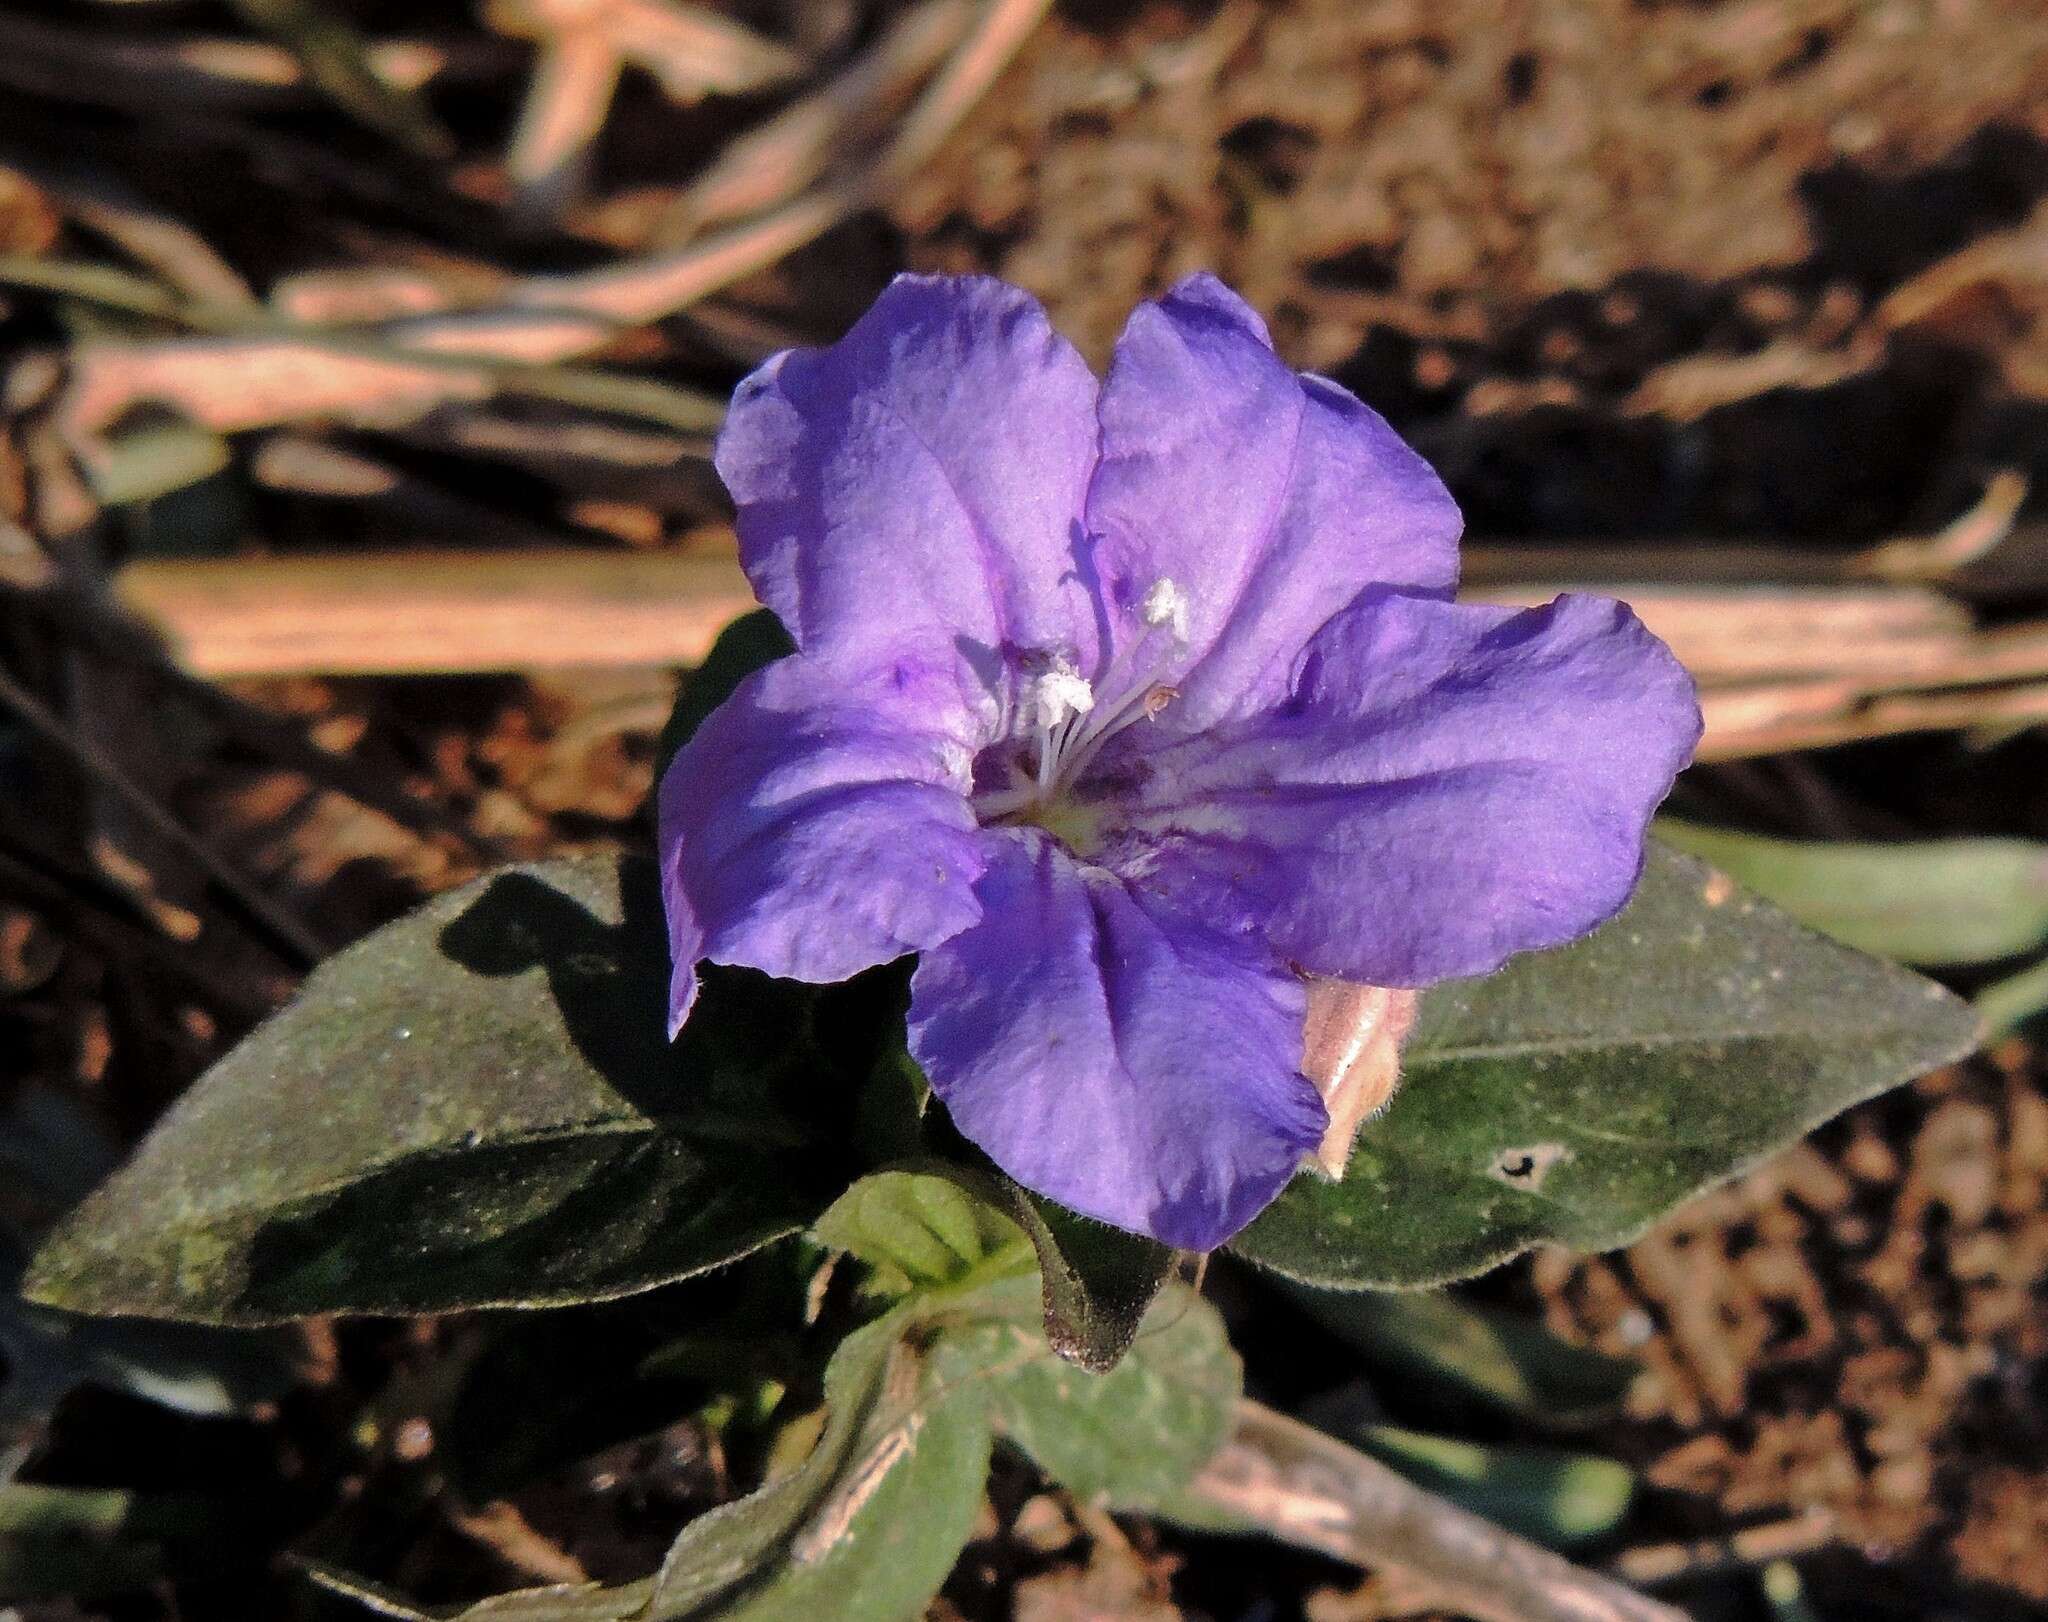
[969,576,1190,852]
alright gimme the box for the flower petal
[715,274,1102,676]
[658,647,995,1033]
[1110,591,1702,986]
[1084,274,1461,729]
[907,830,1326,1251]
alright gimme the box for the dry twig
[105,545,2048,761]
[1187,1400,1685,1622]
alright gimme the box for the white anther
[1141,576,1191,643]
[1022,655,1095,732]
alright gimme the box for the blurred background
[2,0,2048,1617]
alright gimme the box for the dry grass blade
[48,0,1055,445]
[226,0,455,157]
[497,0,1053,325]
[1698,681,2048,761]
[1608,1508,1836,1587]
[490,0,805,102]
[669,0,972,238]
[1872,196,2048,397]
[62,339,497,440]
[1467,583,1975,683]
[1847,470,2028,582]
[105,547,2048,765]
[0,257,214,326]
[489,0,808,226]
[0,17,457,111]
[20,166,257,309]
[172,35,462,96]
[873,0,1051,184]
[504,31,626,224]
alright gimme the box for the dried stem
[1187,1400,1687,1622]
[103,545,2048,759]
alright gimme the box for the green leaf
[1354,1425,1634,1548]
[1232,843,1981,1289]
[24,857,838,1324]
[970,1276,1240,1509]
[655,609,794,782]
[651,1275,1235,1619]
[812,1170,1029,1295]
[330,1276,1237,1622]
[647,1314,907,1620]
[1284,1286,1635,1424]
[1658,819,2048,964]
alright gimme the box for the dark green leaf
[1283,1286,1635,1424]
[1354,1425,1634,1548]
[25,857,836,1324]
[1658,819,2048,964]
[1233,843,1981,1289]
[990,1184,1175,1375]
[0,1086,301,1428]
[655,609,793,782]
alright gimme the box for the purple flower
[659,273,1701,1252]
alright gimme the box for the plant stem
[1184,1399,1687,1622]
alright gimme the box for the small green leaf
[24,858,838,1324]
[1354,1425,1634,1548]
[1659,819,2048,964]
[812,1170,1029,1295]
[648,1311,909,1620]
[1285,1286,1635,1424]
[1233,843,1981,1289]
[836,1157,1175,1374]
[655,609,794,781]
[1977,955,2048,1037]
